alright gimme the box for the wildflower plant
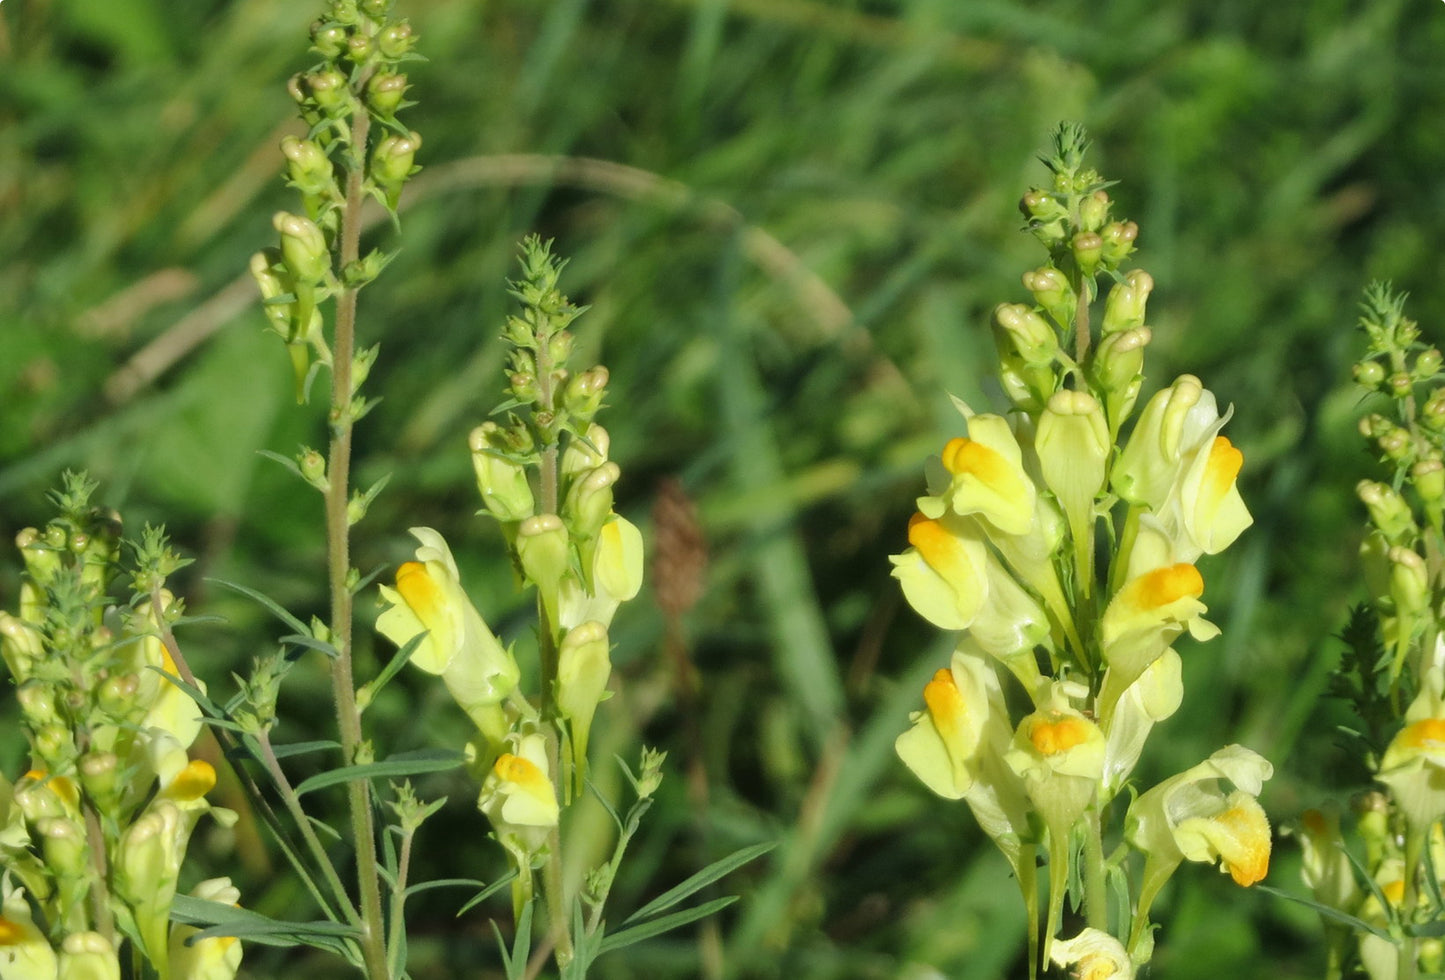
[0,476,238,979]
[5,3,761,978]
[893,124,1268,976]
[1291,284,1445,980]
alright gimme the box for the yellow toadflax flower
[1050,927,1134,980]
[1378,674,1445,831]
[377,527,521,746]
[890,512,989,632]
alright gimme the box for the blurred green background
[3,0,1445,975]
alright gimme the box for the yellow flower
[0,877,57,980]
[1126,745,1273,890]
[890,512,989,631]
[58,932,119,980]
[168,878,244,980]
[938,414,1036,536]
[1050,928,1133,980]
[1378,677,1445,830]
[1099,562,1216,693]
[377,527,520,742]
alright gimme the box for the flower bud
[516,515,569,596]
[1425,389,1445,431]
[1353,359,1386,389]
[564,365,609,420]
[993,303,1058,365]
[564,462,619,542]
[58,931,120,980]
[556,621,612,790]
[311,22,349,58]
[0,614,43,683]
[379,20,416,58]
[1101,269,1153,335]
[1078,189,1110,231]
[1021,265,1075,329]
[345,32,373,63]
[248,250,296,339]
[1091,326,1151,430]
[1414,457,1445,504]
[1036,390,1109,568]
[561,423,609,477]
[1357,479,1416,544]
[1389,545,1430,621]
[303,68,349,112]
[370,132,421,207]
[1100,220,1138,267]
[1388,371,1414,397]
[366,72,408,117]
[1419,348,1444,379]
[360,0,389,17]
[280,136,335,200]
[39,817,89,879]
[1071,231,1103,277]
[273,212,329,283]
[1378,426,1411,461]
[469,423,534,522]
[78,752,120,815]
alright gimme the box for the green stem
[386,828,415,980]
[1082,806,1109,932]
[1073,279,1091,369]
[530,316,574,966]
[325,102,390,980]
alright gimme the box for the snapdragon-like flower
[1050,927,1134,980]
[895,643,1032,873]
[1377,674,1445,830]
[558,514,644,631]
[1099,562,1215,694]
[167,878,244,980]
[58,931,119,980]
[937,414,1036,536]
[1127,745,1273,890]
[0,875,57,980]
[891,512,989,632]
[1113,376,1251,561]
[376,527,521,745]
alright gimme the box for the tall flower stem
[325,103,390,980]
[532,328,575,965]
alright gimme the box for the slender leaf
[625,841,775,924]
[293,749,465,797]
[1255,885,1394,941]
[404,878,491,899]
[457,873,517,916]
[360,632,428,709]
[208,577,310,636]
[270,739,343,760]
[600,896,738,954]
[278,633,340,659]
[171,894,361,957]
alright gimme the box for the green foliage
[5,0,1445,976]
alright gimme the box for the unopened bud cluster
[894,125,1267,972]
[1307,285,1445,979]
[0,473,240,979]
[249,0,422,401]
[375,237,647,919]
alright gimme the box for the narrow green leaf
[457,873,517,916]
[585,776,624,833]
[1255,885,1394,941]
[269,740,343,760]
[625,842,775,924]
[360,632,427,710]
[293,749,465,797]
[208,577,310,636]
[403,878,490,900]
[171,895,361,956]
[278,633,340,659]
[256,449,305,482]
[600,896,738,954]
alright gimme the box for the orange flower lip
[1137,563,1204,608]
[1029,717,1091,756]
[923,668,966,739]
[395,561,442,622]
[1400,717,1445,752]
[1204,436,1244,500]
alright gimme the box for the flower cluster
[1299,285,1445,979]
[248,0,422,403]
[375,238,646,923]
[0,475,239,980]
[892,125,1267,973]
